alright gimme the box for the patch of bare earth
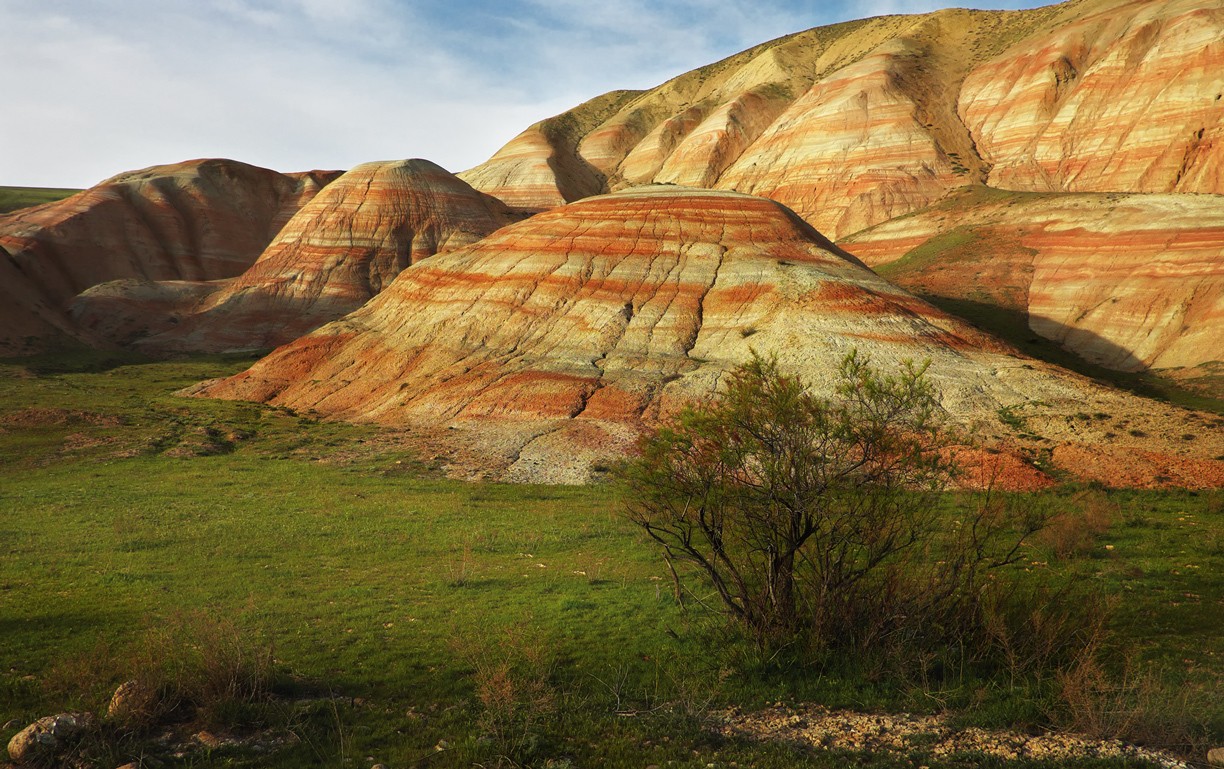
[0,408,122,428]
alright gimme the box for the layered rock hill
[959,0,1224,194]
[82,159,521,354]
[841,187,1224,376]
[0,159,340,354]
[462,0,1224,239]
[190,187,1224,486]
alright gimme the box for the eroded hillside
[189,186,1224,486]
[0,159,340,354]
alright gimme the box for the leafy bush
[622,352,1054,673]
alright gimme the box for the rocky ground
[718,704,1196,768]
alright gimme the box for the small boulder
[107,679,157,724]
[1207,747,1224,766]
[6,712,94,763]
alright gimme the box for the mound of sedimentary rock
[959,0,1224,195]
[840,188,1224,375]
[461,0,1224,239]
[189,187,1224,485]
[0,159,339,354]
[98,159,520,355]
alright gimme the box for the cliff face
[114,159,519,354]
[189,186,1224,485]
[461,0,1224,236]
[840,188,1224,373]
[0,159,339,354]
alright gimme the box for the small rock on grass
[6,712,94,763]
[1207,747,1224,766]
[107,679,157,724]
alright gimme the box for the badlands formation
[3,0,1223,486]
[190,187,1224,487]
[461,0,1224,235]
[0,159,339,355]
[842,188,1224,374]
[459,0,1224,383]
[104,159,521,354]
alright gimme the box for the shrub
[124,609,278,729]
[463,625,560,766]
[1057,655,1214,755]
[621,352,1050,668]
[1037,489,1119,560]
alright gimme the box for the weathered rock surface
[69,278,221,347]
[189,187,1224,485]
[107,679,159,725]
[0,159,340,354]
[463,11,997,237]
[960,0,1224,195]
[458,91,637,211]
[7,712,94,764]
[108,159,520,354]
[840,188,1224,374]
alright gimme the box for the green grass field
[1,354,1221,768]
[0,185,80,214]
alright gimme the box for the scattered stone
[372,764,388,769]
[6,712,94,764]
[719,705,1190,769]
[1207,747,1224,766]
[107,679,157,724]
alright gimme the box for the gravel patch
[717,704,1188,767]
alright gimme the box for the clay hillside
[0,159,340,355]
[85,159,523,355]
[460,0,1224,395]
[190,186,1224,488]
[3,0,1223,487]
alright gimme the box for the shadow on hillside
[0,348,266,375]
[925,295,1224,415]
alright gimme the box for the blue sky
[1,0,1052,188]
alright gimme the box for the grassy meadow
[1,353,1221,768]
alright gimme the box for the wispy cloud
[0,0,1047,188]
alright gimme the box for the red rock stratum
[107,159,520,354]
[191,187,1224,485]
[0,159,339,354]
[841,187,1224,376]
